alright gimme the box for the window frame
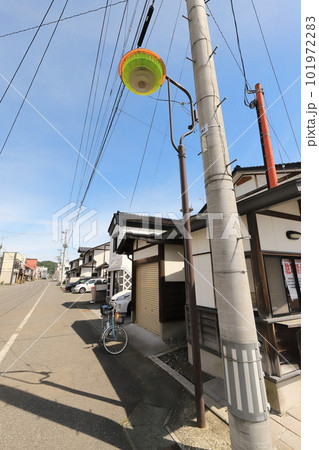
[263,253,301,317]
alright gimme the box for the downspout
[252,83,278,189]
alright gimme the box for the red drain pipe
[255,83,278,189]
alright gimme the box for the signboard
[295,259,301,289]
[282,258,298,301]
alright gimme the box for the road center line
[0,283,50,364]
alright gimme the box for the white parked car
[111,290,132,322]
[73,278,106,294]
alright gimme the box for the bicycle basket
[100,304,113,316]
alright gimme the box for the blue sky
[0,0,301,264]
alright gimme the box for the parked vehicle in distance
[65,277,91,292]
[73,278,106,294]
[111,290,132,323]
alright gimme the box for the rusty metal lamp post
[119,48,206,428]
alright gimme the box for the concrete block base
[265,373,301,415]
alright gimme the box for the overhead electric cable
[0,0,55,103]
[148,39,190,202]
[206,4,245,78]
[129,96,159,209]
[0,2,127,39]
[68,0,148,244]
[78,0,128,197]
[73,0,141,208]
[250,0,300,154]
[264,95,292,162]
[0,0,70,155]
[70,0,111,207]
[229,0,253,106]
[67,83,126,247]
[69,0,152,239]
[91,0,141,147]
[129,0,183,208]
[144,0,164,47]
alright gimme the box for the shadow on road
[0,383,129,449]
[71,318,101,345]
[0,305,208,449]
[71,317,205,450]
[61,301,92,310]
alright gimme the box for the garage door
[136,262,160,335]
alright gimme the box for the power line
[129,0,183,209]
[0,0,55,103]
[0,0,70,155]
[229,0,253,106]
[76,0,151,206]
[208,2,299,161]
[250,0,300,154]
[0,3,127,39]
[206,4,244,78]
[129,94,160,209]
[68,0,112,209]
[67,1,151,245]
[86,0,141,158]
[0,230,52,235]
[76,0,128,203]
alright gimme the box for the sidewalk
[90,305,301,449]
[125,322,301,450]
[151,354,301,450]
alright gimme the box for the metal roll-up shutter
[136,262,160,335]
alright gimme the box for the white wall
[108,253,132,274]
[0,252,24,284]
[257,214,301,253]
[191,229,215,308]
[94,248,109,267]
[239,215,251,252]
[80,266,92,277]
[164,245,185,282]
[193,253,215,308]
[192,227,210,254]
[135,244,158,261]
[235,175,258,198]
[268,199,300,215]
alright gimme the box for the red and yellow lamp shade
[119,48,166,96]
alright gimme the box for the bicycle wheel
[102,325,128,355]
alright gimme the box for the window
[264,255,301,316]
[113,237,118,253]
[106,273,111,297]
[112,269,131,295]
[113,270,121,294]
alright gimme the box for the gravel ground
[168,394,231,450]
[159,346,231,449]
[159,346,213,384]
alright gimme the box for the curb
[149,354,230,426]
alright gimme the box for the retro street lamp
[119,48,206,428]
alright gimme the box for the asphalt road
[0,281,137,449]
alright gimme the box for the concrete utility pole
[184,1,273,448]
[60,230,68,288]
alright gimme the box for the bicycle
[100,301,128,355]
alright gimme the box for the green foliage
[38,260,56,274]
